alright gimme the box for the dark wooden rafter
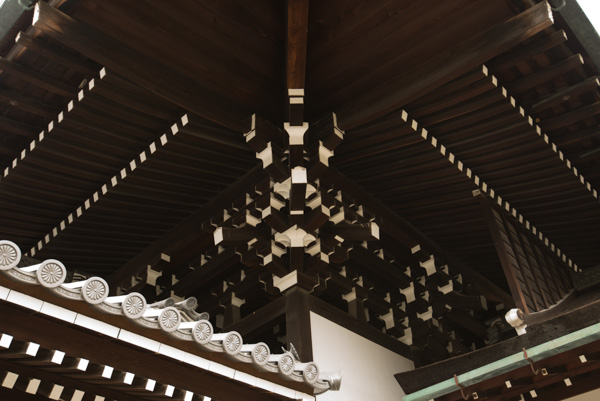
[336,1,554,129]
[32,2,248,132]
[505,53,584,95]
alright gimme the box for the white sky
[577,0,600,33]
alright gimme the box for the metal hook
[454,375,471,400]
[523,348,540,375]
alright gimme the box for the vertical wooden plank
[517,231,551,308]
[531,242,563,302]
[504,219,548,309]
[477,194,529,313]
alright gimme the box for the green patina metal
[404,322,600,401]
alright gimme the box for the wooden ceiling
[0,0,599,368]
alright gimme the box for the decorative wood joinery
[476,192,572,314]
[203,112,379,290]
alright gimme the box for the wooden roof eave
[0,239,331,401]
[395,289,600,399]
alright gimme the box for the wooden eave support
[320,222,379,242]
[321,167,514,307]
[305,113,344,151]
[108,166,267,290]
[350,246,412,290]
[336,1,554,129]
[214,226,264,246]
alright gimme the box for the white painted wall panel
[310,312,414,401]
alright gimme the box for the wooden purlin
[369,59,596,271]
[32,2,250,132]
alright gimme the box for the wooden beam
[487,29,568,72]
[308,295,412,359]
[336,1,554,129]
[286,0,309,90]
[32,2,247,131]
[0,358,141,401]
[225,295,286,338]
[505,53,584,95]
[0,57,77,97]
[171,248,239,296]
[555,123,600,147]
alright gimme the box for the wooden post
[285,287,313,361]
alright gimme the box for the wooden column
[285,287,313,361]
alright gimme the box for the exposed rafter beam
[336,1,554,129]
[32,2,247,132]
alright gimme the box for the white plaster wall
[310,312,414,401]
